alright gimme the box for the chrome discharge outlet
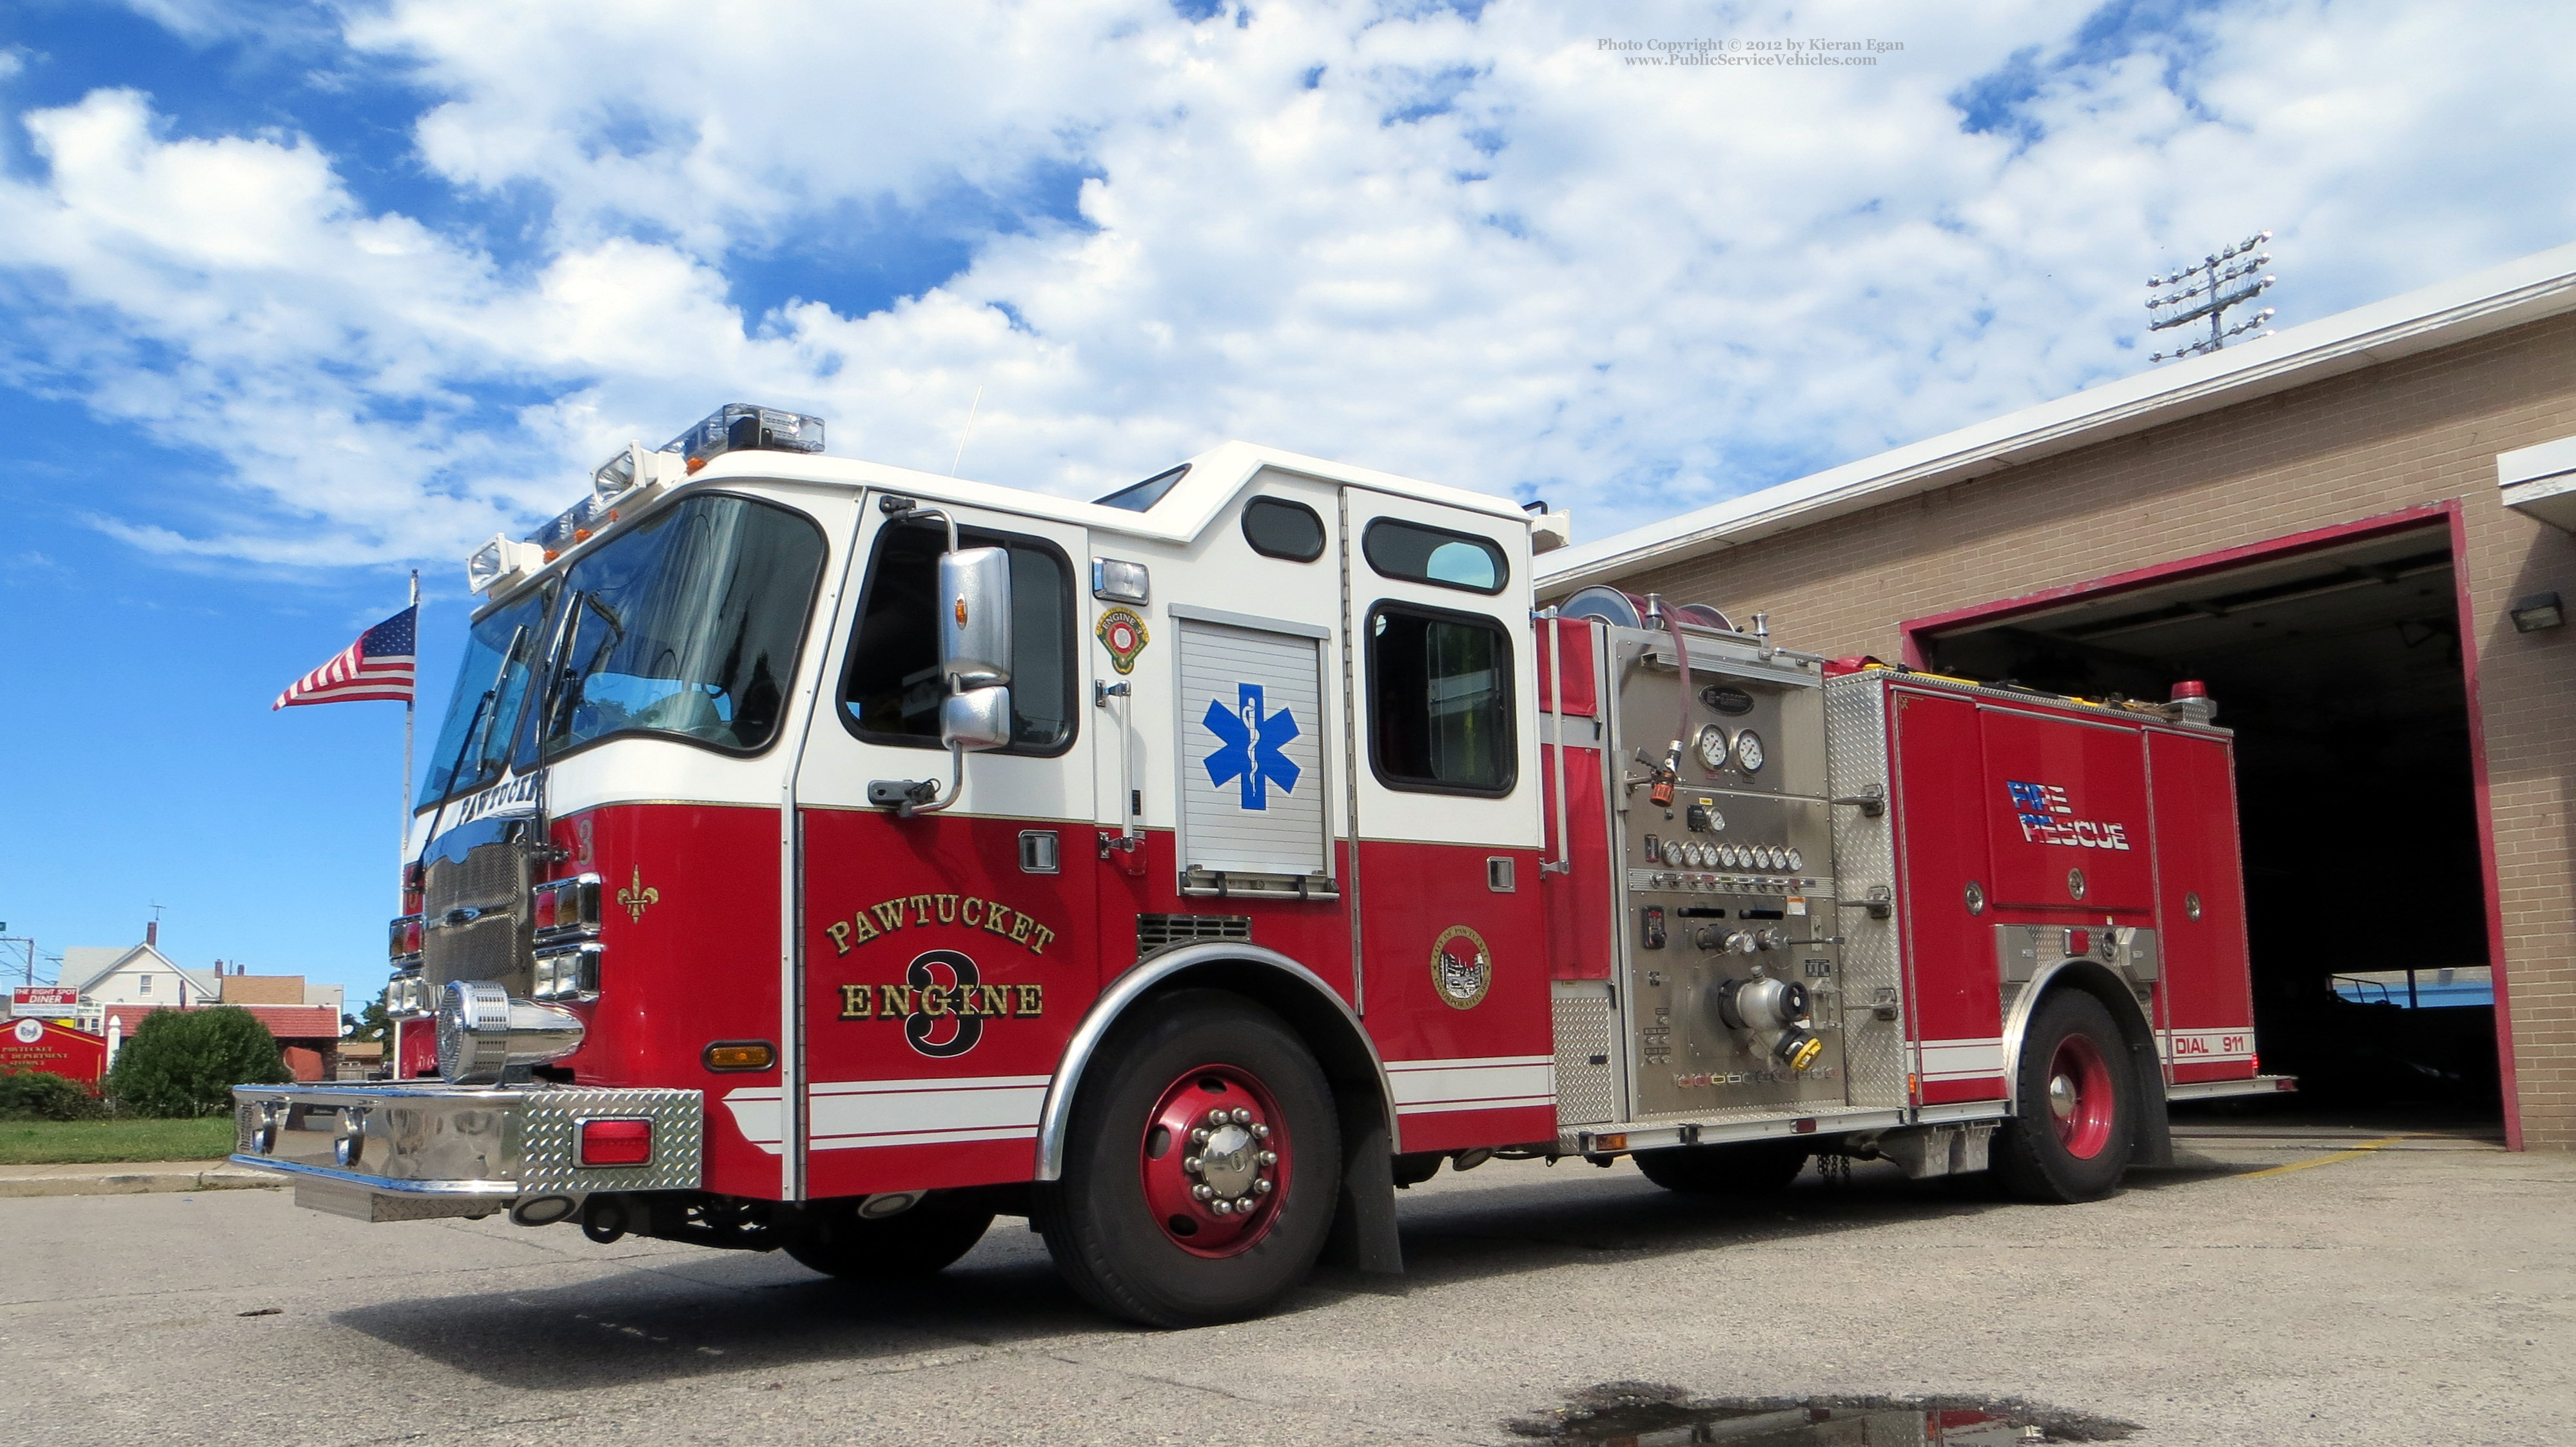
[437,979,585,1085]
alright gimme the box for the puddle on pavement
[1511,1383,2136,1444]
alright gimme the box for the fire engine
[233,404,2287,1327]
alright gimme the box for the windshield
[534,493,826,757]
[420,586,552,807]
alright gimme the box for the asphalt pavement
[0,1124,2564,1446]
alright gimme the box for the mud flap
[1320,1098,1403,1279]
[2129,1029,2173,1166]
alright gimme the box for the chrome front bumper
[231,1083,703,1222]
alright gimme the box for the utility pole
[0,935,39,986]
[2147,230,2276,362]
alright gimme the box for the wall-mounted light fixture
[2510,592,2564,632]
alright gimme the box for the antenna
[2145,230,2277,363]
[950,384,984,477]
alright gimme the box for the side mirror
[941,685,1013,753]
[939,547,1013,689]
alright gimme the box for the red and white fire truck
[235,404,2286,1326]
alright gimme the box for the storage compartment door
[2147,728,2257,1081]
[1173,612,1333,892]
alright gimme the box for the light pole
[2147,231,2276,362]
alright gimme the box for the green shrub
[0,1070,102,1121]
[106,1007,291,1118]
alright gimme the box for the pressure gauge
[1694,724,1730,772]
[1663,838,1688,867]
[1719,843,1742,869]
[1786,846,1805,872]
[1771,845,1792,872]
[1696,842,1719,869]
[1733,729,1766,773]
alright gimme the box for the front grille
[423,836,533,994]
[1137,912,1252,958]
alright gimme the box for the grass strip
[0,1117,237,1165]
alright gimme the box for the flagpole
[402,569,419,863]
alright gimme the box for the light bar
[665,403,824,468]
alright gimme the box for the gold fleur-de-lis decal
[618,865,661,923]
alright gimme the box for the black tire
[783,1196,995,1280]
[1632,1139,1811,1194]
[1033,990,1342,1328]
[1995,989,2134,1203]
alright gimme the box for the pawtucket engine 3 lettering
[821,892,1059,956]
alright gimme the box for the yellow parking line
[2238,1135,2410,1177]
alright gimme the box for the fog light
[578,1118,652,1167]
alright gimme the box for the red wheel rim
[2045,1031,2118,1159]
[1137,1064,1291,1259]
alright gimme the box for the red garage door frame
[1897,500,2523,1150]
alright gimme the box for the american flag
[274,606,418,709]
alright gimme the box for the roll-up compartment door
[1173,610,1334,891]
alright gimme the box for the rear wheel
[1035,990,1341,1328]
[783,1196,995,1280]
[1995,989,2134,1202]
[1632,1139,1811,1194]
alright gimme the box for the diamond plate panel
[518,1087,705,1194]
[1552,981,1620,1128]
[1824,673,1908,1109]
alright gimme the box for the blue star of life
[1201,683,1302,811]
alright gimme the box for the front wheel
[1994,989,2134,1202]
[1035,990,1342,1328]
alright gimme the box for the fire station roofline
[1537,239,2576,593]
[694,439,1536,546]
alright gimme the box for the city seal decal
[1096,607,1149,674]
[1430,925,1492,1010]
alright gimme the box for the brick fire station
[1541,242,2576,1150]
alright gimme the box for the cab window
[1367,602,1516,794]
[842,520,1075,754]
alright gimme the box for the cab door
[788,496,1098,1200]
[1342,487,1554,1152]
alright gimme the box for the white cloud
[4,0,2574,574]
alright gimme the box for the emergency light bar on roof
[465,402,828,596]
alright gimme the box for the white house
[63,929,220,1009]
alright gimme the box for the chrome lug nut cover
[1230,1107,1251,1124]
[1251,1123,1270,1139]
[1182,1156,1203,1174]
[1258,1150,1278,1167]
[1252,1178,1273,1195]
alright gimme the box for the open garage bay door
[1917,522,2503,1129]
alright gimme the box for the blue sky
[5,0,2574,1009]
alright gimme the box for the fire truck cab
[235,406,2285,1327]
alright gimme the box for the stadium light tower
[2147,231,2276,362]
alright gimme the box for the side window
[842,521,1075,755]
[1242,497,1327,562]
[1363,518,1506,594]
[1367,602,1516,795]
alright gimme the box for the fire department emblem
[1430,925,1492,1010]
[1096,607,1149,674]
[12,1019,41,1045]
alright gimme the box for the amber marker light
[704,1041,776,1072]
